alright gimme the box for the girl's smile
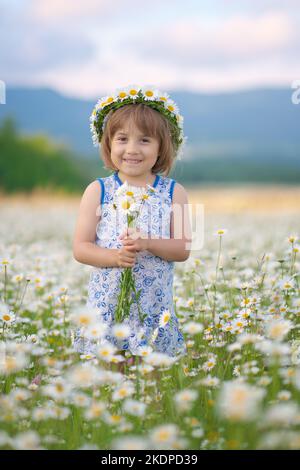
[122,158,142,164]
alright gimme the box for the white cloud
[27,0,119,25]
[1,1,300,98]
[127,11,296,66]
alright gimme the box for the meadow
[0,185,300,450]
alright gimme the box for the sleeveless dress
[72,171,187,358]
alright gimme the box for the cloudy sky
[1,0,300,99]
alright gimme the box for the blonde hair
[100,103,176,176]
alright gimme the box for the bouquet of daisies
[113,180,156,324]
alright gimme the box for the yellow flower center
[92,405,104,417]
[145,90,154,97]
[157,431,170,441]
[3,314,11,321]
[111,415,121,423]
[122,200,131,210]
[119,92,127,98]
[129,89,138,96]
[115,331,125,338]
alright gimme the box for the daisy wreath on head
[89,84,187,160]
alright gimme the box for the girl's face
[110,124,160,178]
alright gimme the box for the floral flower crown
[89,85,187,160]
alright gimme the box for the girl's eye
[116,137,150,142]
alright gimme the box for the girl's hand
[116,243,137,268]
[119,227,149,253]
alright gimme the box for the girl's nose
[126,147,139,155]
[125,140,139,153]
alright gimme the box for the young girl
[72,85,192,365]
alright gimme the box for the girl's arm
[73,181,120,268]
[147,182,192,262]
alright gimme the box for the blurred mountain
[0,86,299,166]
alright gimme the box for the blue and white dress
[73,171,187,358]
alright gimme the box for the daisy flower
[144,352,177,368]
[115,87,129,100]
[202,357,217,372]
[141,85,158,100]
[214,228,228,236]
[136,345,153,357]
[265,318,293,341]
[164,99,179,115]
[70,306,99,328]
[138,363,154,375]
[71,392,91,408]
[263,403,299,426]
[0,353,29,375]
[199,375,220,387]
[123,398,147,417]
[66,364,100,388]
[159,309,171,328]
[240,297,253,307]
[0,304,15,325]
[149,424,179,447]
[84,401,106,420]
[182,321,203,335]
[112,323,131,340]
[12,273,24,283]
[279,277,295,291]
[174,389,198,412]
[217,380,266,422]
[96,343,118,363]
[112,382,135,401]
[125,84,140,99]
[288,235,298,244]
[85,322,108,340]
[231,318,247,330]
[157,91,170,103]
[41,377,72,401]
